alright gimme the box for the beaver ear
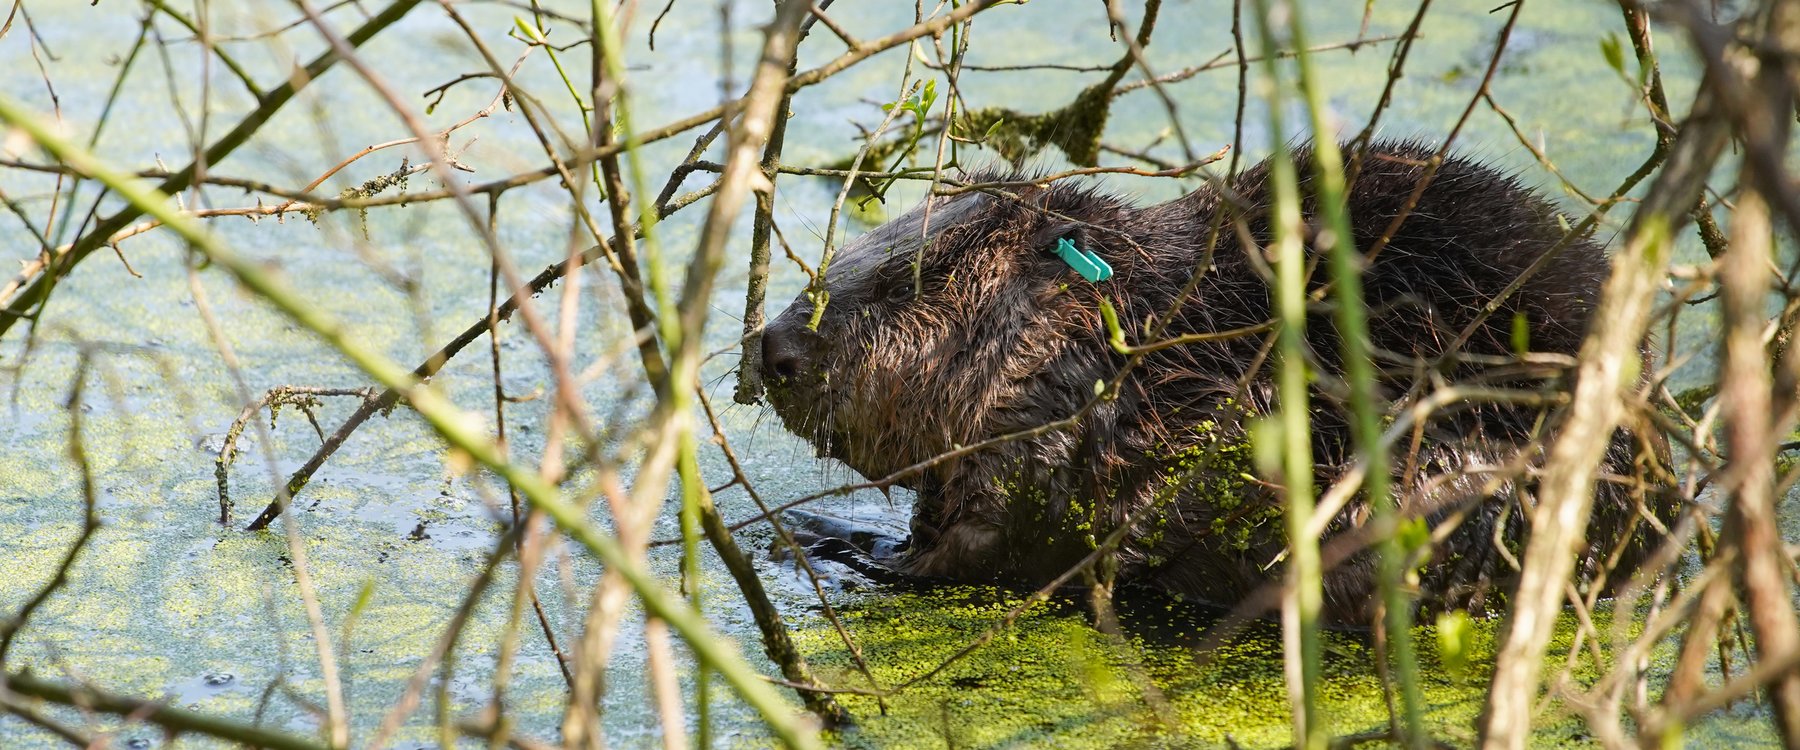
[1031,222,1088,257]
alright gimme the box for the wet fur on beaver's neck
[761,140,1668,623]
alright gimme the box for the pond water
[0,0,1776,747]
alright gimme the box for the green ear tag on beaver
[1054,238,1113,282]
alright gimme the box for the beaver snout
[760,315,814,382]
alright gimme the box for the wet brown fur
[761,140,1672,624]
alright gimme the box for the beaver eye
[885,280,918,305]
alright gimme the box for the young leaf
[1397,516,1432,571]
[513,16,547,45]
[1436,610,1474,682]
[1098,296,1127,353]
[1599,33,1626,76]
[1249,416,1283,478]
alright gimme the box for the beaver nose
[761,323,810,381]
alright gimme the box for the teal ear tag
[1054,238,1114,282]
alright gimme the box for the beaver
[758,140,1671,624]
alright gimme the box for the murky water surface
[0,1,1776,747]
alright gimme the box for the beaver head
[760,183,1135,487]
